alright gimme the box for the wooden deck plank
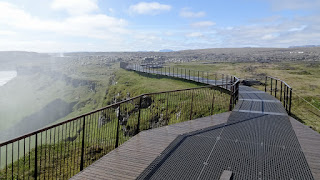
[71,112,231,179]
[290,117,320,179]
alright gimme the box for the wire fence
[0,85,231,179]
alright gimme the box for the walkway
[72,66,319,179]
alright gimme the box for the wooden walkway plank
[71,112,231,179]
[290,117,320,179]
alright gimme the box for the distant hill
[159,49,174,52]
[289,45,320,48]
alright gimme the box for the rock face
[140,95,152,109]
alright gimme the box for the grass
[168,61,320,132]
[0,68,231,179]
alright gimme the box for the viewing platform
[71,65,319,179]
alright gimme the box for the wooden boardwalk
[290,117,320,178]
[71,112,231,180]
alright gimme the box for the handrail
[0,71,232,179]
[264,76,292,115]
[122,62,240,111]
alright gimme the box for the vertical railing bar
[190,90,194,120]
[63,124,67,178]
[289,88,292,115]
[34,133,38,179]
[23,138,25,180]
[17,140,20,179]
[215,73,217,85]
[211,89,215,115]
[115,105,120,148]
[80,116,86,171]
[136,96,142,134]
[54,127,57,180]
[28,137,30,180]
[271,78,273,95]
[265,76,267,92]
[280,81,283,101]
[275,80,278,98]
[12,142,14,180]
[39,131,43,179]
[6,145,7,180]
[48,128,52,180]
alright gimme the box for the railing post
[229,85,234,111]
[286,86,289,112]
[136,96,142,134]
[275,80,278,98]
[185,69,187,79]
[34,133,38,179]
[271,78,273,95]
[80,116,86,171]
[226,75,229,90]
[211,88,215,115]
[202,71,204,82]
[198,71,199,82]
[115,105,120,148]
[289,88,292,115]
[280,81,283,101]
[265,76,267,92]
[215,73,217,85]
[189,70,190,80]
[207,72,209,84]
[173,67,174,77]
[283,85,286,107]
[169,67,170,76]
[190,90,194,120]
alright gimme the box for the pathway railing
[121,62,240,111]
[258,76,319,132]
[264,76,292,114]
[0,85,230,179]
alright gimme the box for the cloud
[288,25,307,32]
[0,2,128,40]
[191,21,216,28]
[180,8,205,18]
[51,0,99,15]
[267,0,320,10]
[129,2,171,15]
[186,32,203,38]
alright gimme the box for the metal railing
[264,76,292,114]
[0,85,231,179]
[121,62,240,111]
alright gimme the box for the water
[0,71,17,86]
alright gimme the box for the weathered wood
[71,112,231,179]
[290,117,320,179]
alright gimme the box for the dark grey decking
[137,86,315,179]
[71,67,319,179]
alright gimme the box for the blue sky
[0,0,319,52]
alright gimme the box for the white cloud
[129,2,171,15]
[261,34,278,40]
[288,25,307,32]
[186,32,203,38]
[0,30,16,36]
[51,0,99,15]
[191,21,216,28]
[180,8,205,18]
[0,2,128,40]
[267,0,320,10]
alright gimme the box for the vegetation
[169,62,320,132]
[0,68,231,179]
